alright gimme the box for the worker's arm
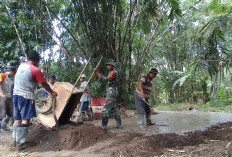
[85,85,93,97]
[96,70,116,82]
[94,68,103,78]
[41,82,57,98]
[0,73,6,98]
[138,80,145,98]
[31,68,57,97]
[0,83,6,99]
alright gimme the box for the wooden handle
[70,56,92,95]
[84,56,103,91]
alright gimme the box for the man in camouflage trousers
[94,60,122,130]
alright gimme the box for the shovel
[135,93,158,115]
[52,98,59,129]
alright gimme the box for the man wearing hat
[134,68,158,128]
[13,50,57,149]
[0,66,17,131]
[42,73,57,97]
[78,74,92,121]
[94,60,122,130]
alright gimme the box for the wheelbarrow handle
[52,98,59,128]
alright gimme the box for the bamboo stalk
[5,5,27,57]
[70,56,93,95]
[84,56,103,91]
[78,56,103,117]
[42,0,88,58]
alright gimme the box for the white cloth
[80,81,91,102]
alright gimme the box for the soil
[112,122,232,156]
[1,121,232,156]
[26,122,115,152]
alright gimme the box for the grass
[154,99,232,112]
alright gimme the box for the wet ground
[94,110,232,135]
[1,110,232,157]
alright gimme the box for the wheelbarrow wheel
[35,88,53,113]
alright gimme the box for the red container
[91,97,106,120]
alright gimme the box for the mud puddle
[93,111,232,135]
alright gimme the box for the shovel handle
[79,56,103,114]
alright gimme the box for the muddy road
[1,111,232,157]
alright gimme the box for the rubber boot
[114,113,122,128]
[12,124,19,147]
[9,118,14,130]
[102,116,108,130]
[146,115,155,126]
[16,124,29,149]
[1,116,10,131]
[87,109,93,121]
[138,114,145,126]
[81,112,85,121]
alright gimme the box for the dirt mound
[26,122,115,152]
[112,122,232,156]
[12,121,232,156]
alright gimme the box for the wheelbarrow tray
[38,82,83,128]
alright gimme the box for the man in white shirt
[79,74,92,121]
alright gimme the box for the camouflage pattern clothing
[102,86,118,116]
[101,69,121,129]
[101,70,119,117]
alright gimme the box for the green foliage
[90,80,106,97]
[155,99,232,112]
[173,74,190,88]
[1,0,232,110]
[218,89,226,99]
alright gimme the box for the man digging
[94,60,122,130]
[134,68,158,128]
[13,50,57,150]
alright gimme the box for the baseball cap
[81,74,86,78]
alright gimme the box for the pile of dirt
[112,122,232,156]
[25,122,115,152]
[10,121,232,156]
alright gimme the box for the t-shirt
[137,73,152,98]
[14,62,45,100]
[0,73,13,97]
[80,81,91,102]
